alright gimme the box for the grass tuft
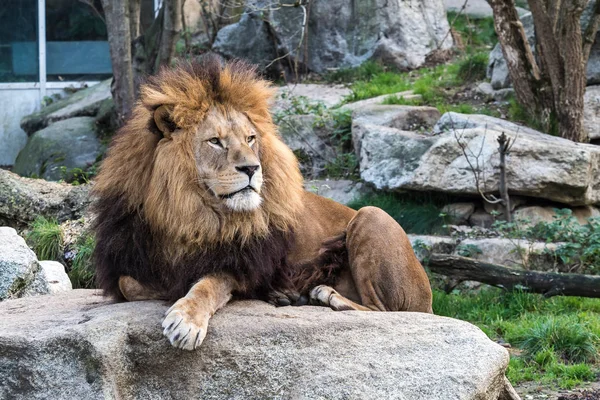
[69,234,96,289]
[514,317,598,364]
[26,217,63,261]
[457,53,488,83]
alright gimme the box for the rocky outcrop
[487,11,600,89]
[214,0,452,74]
[13,117,104,181]
[0,228,71,300]
[0,291,518,400]
[354,110,600,205]
[0,169,90,227]
[20,80,112,135]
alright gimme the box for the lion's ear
[153,105,177,138]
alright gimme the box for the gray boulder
[214,0,452,74]
[13,117,103,181]
[0,168,90,228]
[20,80,112,135]
[23,261,72,296]
[0,227,40,300]
[0,291,518,400]
[352,105,442,158]
[488,11,600,89]
[354,111,600,205]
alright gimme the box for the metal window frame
[1,0,102,97]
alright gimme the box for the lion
[92,55,432,351]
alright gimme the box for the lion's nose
[236,165,260,179]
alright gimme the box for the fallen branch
[428,254,600,298]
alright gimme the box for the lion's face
[193,108,263,212]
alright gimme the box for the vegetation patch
[26,217,63,261]
[69,234,96,289]
[433,288,600,389]
[348,192,456,235]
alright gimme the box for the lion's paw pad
[162,304,208,351]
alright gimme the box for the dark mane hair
[93,196,295,301]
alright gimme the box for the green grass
[433,289,600,389]
[70,234,96,289]
[457,52,489,83]
[26,217,63,261]
[447,12,496,50]
[348,192,453,234]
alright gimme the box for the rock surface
[355,111,600,205]
[584,85,600,140]
[20,80,111,135]
[13,117,104,181]
[487,11,600,89]
[274,84,351,113]
[305,179,370,205]
[23,261,72,296]
[0,169,90,227]
[0,227,40,300]
[341,91,423,112]
[214,0,452,74]
[0,291,516,400]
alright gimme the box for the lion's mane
[92,56,304,301]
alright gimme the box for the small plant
[457,53,488,84]
[456,243,483,258]
[69,234,96,289]
[26,217,63,261]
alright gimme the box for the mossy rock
[13,117,104,181]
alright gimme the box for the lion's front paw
[309,284,336,306]
[162,298,209,351]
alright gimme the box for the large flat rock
[354,109,600,205]
[0,290,516,400]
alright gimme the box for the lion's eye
[208,137,222,146]
[247,135,256,144]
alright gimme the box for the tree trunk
[101,0,135,125]
[428,254,600,298]
[129,0,142,39]
[155,0,182,71]
[487,0,552,119]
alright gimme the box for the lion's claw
[162,300,209,351]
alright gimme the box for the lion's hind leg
[343,206,433,313]
[118,276,168,301]
[310,284,371,311]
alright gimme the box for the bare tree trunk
[155,0,182,71]
[488,0,599,142]
[428,254,600,298]
[497,133,511,222]
[129,0,142,39]
[101,0,135,125]
[487,0,550,119]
